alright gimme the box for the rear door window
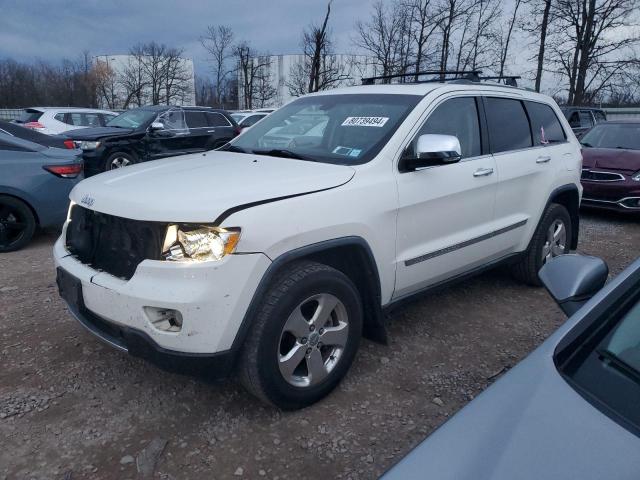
[83,113,101,127]
[485,97,533,153]
[524,101,566,145]
[185,111,209,129]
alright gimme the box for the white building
[238,54,380,109]
[94,54,196,109]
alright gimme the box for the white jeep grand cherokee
[54,81,582,409]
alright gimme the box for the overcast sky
[0,0,367,75]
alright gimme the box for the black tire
[104,151,137,172]
[238,260,363,410]
[0,195,37,253]
[511,203,572,286]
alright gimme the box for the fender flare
[228,236,386,365]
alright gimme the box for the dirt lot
[1,210,638,480]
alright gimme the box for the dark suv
[65,106,240,176]
[560,107,607,138]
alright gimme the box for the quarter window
[525,102,566,145]
[485,97,533,153]
[206,112,231,127]
[413,97,482,159]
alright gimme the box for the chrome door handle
[207,129,216,133]
[473,167,494,177]
[536,156,551,164]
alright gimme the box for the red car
[580,120,640,212]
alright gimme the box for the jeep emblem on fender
[80,194,95,207]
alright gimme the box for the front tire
[511,203,572,286]
[238,261,363,409]
[104,151,137,172]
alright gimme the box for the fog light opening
[620,197,640,209]
[144,307,183,333]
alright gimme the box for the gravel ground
[1,210,638,480]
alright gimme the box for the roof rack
[361,70,521,87]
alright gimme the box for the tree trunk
[534,0,552,92]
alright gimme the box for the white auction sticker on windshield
[341,116,389,127]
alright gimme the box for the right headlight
[163,225,241,262]
[632,170,640,181]
[80,141,101,150]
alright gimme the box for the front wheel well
[549,186,580,250]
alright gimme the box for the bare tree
[200,25,235,107]
[404,0,441,77]
[522,0,554,91]
[119,50,148,108]
[437,0,478,77]
[94,58,121,109]
[355,1,414,78]
[497,0,522,77]
[549,0,640,105]
[235,42,272,109]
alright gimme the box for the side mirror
[150,122,165,131]
[539,254,609,317]
[399,134,462,172]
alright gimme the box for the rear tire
[238,260,363,410]
[104,151,137,172]
[511,203,572,286]
[0,196,36,253]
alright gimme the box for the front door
[394,96,498,299]
[146,108,191,160]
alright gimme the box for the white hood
[70,151,355,223]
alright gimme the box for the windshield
[581,123,640,150]
[228,94,421,164]
[107,109,157,129]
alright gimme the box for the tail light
[63,139,76,149]
[25,121,45,129]
[43,163,83,178]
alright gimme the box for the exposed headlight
[632,170,640,181]
[80,141,101,150]
[163,225,241,262]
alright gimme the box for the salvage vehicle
[65,105,240,176]
[580,120,640,212]
[54,71,583,409]
[0,122,83,252]
[382,254,640,480]
[561,106,607,138]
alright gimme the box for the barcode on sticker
[341,116,389,127]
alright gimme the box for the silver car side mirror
[150,122,165,131]
[399,134,462,172]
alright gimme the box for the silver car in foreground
[383,254,640,480]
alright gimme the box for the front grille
[66,205,167,280]
[581,169,625,182]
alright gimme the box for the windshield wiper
[252,149,315,161]
[598,348,640,384]
[219,143,246,153]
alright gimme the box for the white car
[15,107,118,135]
[54,79,582,409]
[231,111,269,130]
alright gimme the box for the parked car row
[13,107,118,135]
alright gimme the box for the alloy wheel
[110,156,131,169]
[541,219,566,263]
[278,293,349,388]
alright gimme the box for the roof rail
[361,71,522,88]
[361,70,482,85]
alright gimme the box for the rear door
[394,95,498,298]
[184,110,212,152]
[488,97,569,254]
[206,111,236,147]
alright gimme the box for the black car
[65,106,240,176]
[560,106,607,138]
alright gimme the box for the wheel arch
[231,237,387,363]
[0,190,40,225]
[547,184,580,250]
